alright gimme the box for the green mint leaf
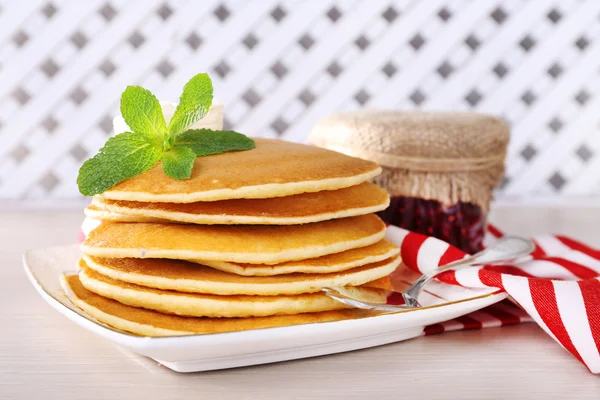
[77,132,162,195]
[120,86,166,139]
[174,129,255,157]
[168,73,213,136]
[162,146,196,179]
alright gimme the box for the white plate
[24,244,507,373]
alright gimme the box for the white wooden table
[1,207,600,399]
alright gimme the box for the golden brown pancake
[78,267,349,317]
[80,255,400,295]
[81,214,386,264]
[364,276,394,290]
[87,182,390,225]
[61,274,368,337]
[100,139,381,203]
[84,206,164,223]
[195,239,400,276]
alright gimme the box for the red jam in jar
[378,196,485,254]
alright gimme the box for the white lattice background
[0,0,599,207]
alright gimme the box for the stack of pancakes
[63,139,401,336]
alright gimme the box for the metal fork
[323,236,535,312]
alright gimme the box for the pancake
[100,139,381,203]
[195,239,400,276]
[80,254,400,295]
[363,276,393,290]
[86,182,390,225]
[61,274,367,337]
[82,214,386,264]
[78,267,349,317]
[84,206,164,223]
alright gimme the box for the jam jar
[309,111,509,254]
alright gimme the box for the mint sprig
[174,129,256,157]
[77,73,255,196]
[77,133,163,196]
[168,73,213,137]
[162,146,197,180]
[119,86,166,141]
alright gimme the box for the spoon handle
[405,236,535,303]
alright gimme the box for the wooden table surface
[2,207,600,399]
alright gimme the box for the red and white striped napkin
[390,224,600,374]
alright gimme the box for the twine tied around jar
[321,144,506,173]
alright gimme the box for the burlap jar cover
[309,110,510,253]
